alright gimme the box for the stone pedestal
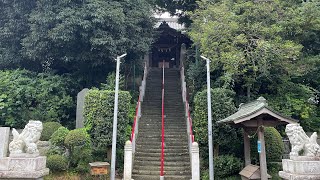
[0,156,49,179]
[279,157,320,180]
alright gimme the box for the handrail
[130,62,148,155]
[160,60,165,178]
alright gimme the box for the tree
[22,0,154,74]
[0,0,36,69]
[188,0,303,99]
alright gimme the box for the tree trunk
[214,144,219,157]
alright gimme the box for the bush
[251,127,284,163]
[84,90,131,148]
[50,127,69,146]
[193,88,240,165]
[47,154,68,172]
[214,155,243,178]
[64,128,90,148]
[0,70,75,128]
[41,122,62,141]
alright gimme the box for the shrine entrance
[149,21,191,68]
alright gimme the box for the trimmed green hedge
[84,90,131,148]
[47,154,68,172]
[50,127,70,147]
[41,122,62,141]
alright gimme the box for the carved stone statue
[9,120,43,156]
[285,124,320,157]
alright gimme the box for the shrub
[0,70,75,128]
[41,122,62,141]
[251,127,285,163]
[193,88,240,164]
[47,154,68,172]
[84,90,131,148]
[265,127,285,162]
[64,128,90,148]
[214,155,243,178]
[50,127,69,146]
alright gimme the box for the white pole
[110,53,127,180]
[200,55,214,180]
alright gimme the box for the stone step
[132,169,191,176]
[133,165,190,172]
[134,156,190,162]
[132,174,190,180]
[134,160,190,167]
[135,147,189,153]
[135,152,189,158]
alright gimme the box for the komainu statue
[9,120,43,155]
[286,124,320,157]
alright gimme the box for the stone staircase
[132,68,191,180]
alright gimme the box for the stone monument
[0,120,49,179]
[0,127,10,158]
[76,88,89,128]
[279,124,320,180]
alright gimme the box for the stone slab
[0,156,46,171]
[279,171,320,180]
[282,159,320,175]
[0,127,10,158]
[0,168,49,179]
[76,88,89,128]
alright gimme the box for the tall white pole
[201,55,214,180]
[110,53,127,180]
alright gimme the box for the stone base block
[0,168,49,179]
[279,171,320,180]
[0,156,49,179]
[279,159,320,180]
[282,159,320,175]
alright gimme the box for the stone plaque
[76,88,89,128]
[0,127,10,158]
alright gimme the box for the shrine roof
[218,97,298,125]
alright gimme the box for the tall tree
[22,0,155,74]
[0,0,36,69]
[188,0,303,98]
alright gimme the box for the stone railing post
[191,142,200,180]
[123,141,133,180]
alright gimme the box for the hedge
[84,89,131,148]
[40,122,62,141]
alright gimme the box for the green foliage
[0,0,36,69]
[47,154,68,172]
[21,0,154,73]
[64,128,91,148]
[84,89,131,149]
[49,128,92,173]
[0,70,74,128]
[264,127,285,162]
[214,155,243,178]
[189,0,303,92]
[50,127,69,147]
[251,127,284,163]
[100,72,125,91]
[193,88,241,166]
[41,122,62,141]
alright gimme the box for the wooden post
[243,129,251,166]
[258,122,268,180]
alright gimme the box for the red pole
[160,60,165,177]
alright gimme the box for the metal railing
[160,60,165,178]
[180,44,200,180]
[130,62,148,154]
[180,66,195,154]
